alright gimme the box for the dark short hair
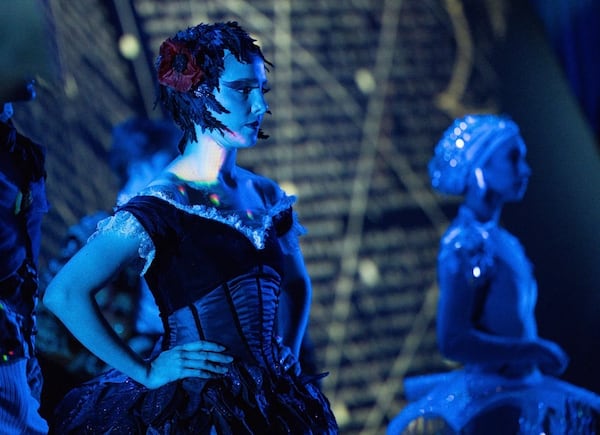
[155,21,271,151]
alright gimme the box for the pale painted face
[208,52,269,149]
[481,134,531,202]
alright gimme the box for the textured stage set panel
[8,0,600,433]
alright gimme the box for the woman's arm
[44,227,151,381]
[43,220,232,388]
[278,248,311,358]
[261,179,311,371]
[436,254,567,375]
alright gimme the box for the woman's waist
[163,324,279,366]
[165,306,278,362]
[161,266,281,361]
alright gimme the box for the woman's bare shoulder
[239,167,283,204]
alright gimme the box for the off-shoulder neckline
[123,183,296,250]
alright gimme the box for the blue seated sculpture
[388,114,600,434]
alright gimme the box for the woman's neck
[463,191,503,224]
[167,136,238,186]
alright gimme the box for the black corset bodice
[117,188,296,366]
[166,265,281,367]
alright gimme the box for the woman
[44,22,338,434]
[388,114,600,434]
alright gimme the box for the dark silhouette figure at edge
[0,82,49,433]
[388,114,600,434]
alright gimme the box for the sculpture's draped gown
[388,207,600,434]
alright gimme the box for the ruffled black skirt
[50,362,338,434]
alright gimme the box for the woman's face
[208,52,269,149]
[480,134,531,202]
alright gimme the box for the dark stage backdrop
[9,0,599,433]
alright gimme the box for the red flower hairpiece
[157,39,204,92]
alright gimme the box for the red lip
[245,121,260,130]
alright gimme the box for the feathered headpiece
[155,21,270,151]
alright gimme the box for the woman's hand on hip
[143,340,233,389]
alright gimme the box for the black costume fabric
[51,182,338,434]
[0,119,48,396]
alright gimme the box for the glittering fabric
[388,368,600,434]
[428,114,519,195]
[51,182,337,434]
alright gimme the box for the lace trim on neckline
[140,185,297,250]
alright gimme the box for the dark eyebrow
[222,78,267,88]
[222,79,257,86]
